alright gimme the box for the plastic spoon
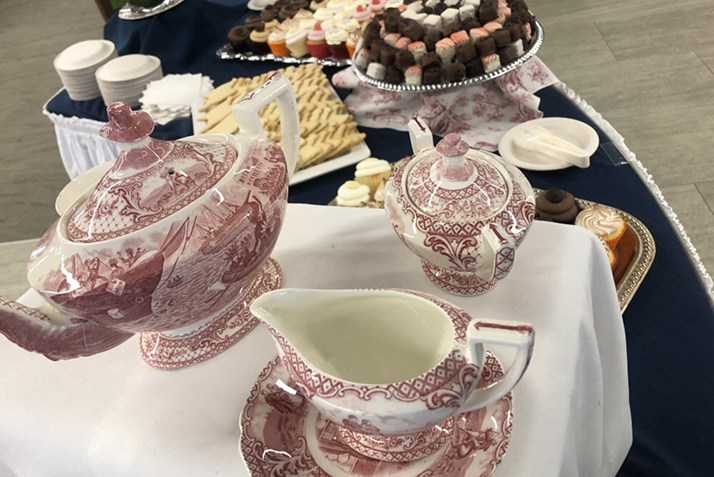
[514,126,590,168]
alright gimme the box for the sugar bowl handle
[476,223,517,282]
[459,319,535,413]
[233,72,300,179]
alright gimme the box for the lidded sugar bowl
[0,72,300,369]
[385,118,536,295]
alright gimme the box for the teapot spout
[0,295,132,361]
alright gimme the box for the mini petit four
[367,61,387,79]
[435,37,456,63]
[405,65,423,85]
[444,61,466,82]
[395,49,416,69]
[408,41,427,60]
[575,205,627,250]
[441,8,460,35]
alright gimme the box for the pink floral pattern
[332,57,558,150]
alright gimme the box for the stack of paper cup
[95,55,163,107]
[53,40,118,101]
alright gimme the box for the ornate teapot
[251,288,535,462]
[0,72,300,369]
[385,118,536,296]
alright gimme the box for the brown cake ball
[536,188,579,224]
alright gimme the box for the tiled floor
[1,0,713,284]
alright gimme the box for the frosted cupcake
[268,29,290,56]
[346,31,361,57]
[352,4,373,23]
[307,23,330,58]
[337,181,371,207]
[314,7,334,23]
[326,29,349,59]
[355,158,391,198]
[248,27,271,55]
[286,27,310,57]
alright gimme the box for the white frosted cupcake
[286,27,310,57]
[337,180,371,207]
[355,158,392,198]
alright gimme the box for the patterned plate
[240,351,513,477]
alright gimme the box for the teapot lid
[66,103,238,243]
[405,133,510,222]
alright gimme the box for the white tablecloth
[0,204,631,477]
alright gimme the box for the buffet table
[0,205,629,477]
[18,0,714,476]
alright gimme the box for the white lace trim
[555,82,714,307]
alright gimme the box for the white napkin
[140,74,214,125]
[332,57,559,151]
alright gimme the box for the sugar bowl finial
[99,102,155,143]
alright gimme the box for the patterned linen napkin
[332,57,558,151]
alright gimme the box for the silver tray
[118,0,186,20]
[217,44,352,67]
[351,20,543,92]
[564,194,656,313]
[328,184,654,313]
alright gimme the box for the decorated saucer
[240,351,513,476]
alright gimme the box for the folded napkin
[332,57,558,150]
[140,74,214,125]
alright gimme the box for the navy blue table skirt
[45,1,714,475]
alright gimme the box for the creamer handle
[233,72,300,179]
[459,319,535,413]
[476,223,517,282]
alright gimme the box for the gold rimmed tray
[329,187,655,313]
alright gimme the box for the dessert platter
[193,64,371,185]
[535,189,655,312]
[351,0,543,91]
[219,0,379,66]
[241,288,534,476]
[118,0,187,20]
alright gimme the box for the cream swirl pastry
[575,204,627,250]
[314,8,334,22]
[338,18,360,32]
[337,181,371,206]
[355,157,392,198]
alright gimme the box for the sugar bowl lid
[405,132,511,222]
[65,103,237,243]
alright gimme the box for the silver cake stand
[118,0,186,20]
[216,44,353,67]
[351,20,543,93]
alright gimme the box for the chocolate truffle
[464,56,485,77]
[228,26,251,52]
[456,40,476,62]
[475,37,496,56]
[423,31,440,51]
[402,20,425,41]
[385,16,400,33]
[423,66,442,84]
[536,189,579,224]
[461,18,480,30]
[505,23,522,42]
[395,49,416,69]
[384,66,404,84]
[380,45,398,66]
[478,3,498,24]
[420,51,441,69]
[498,46,518,65]
[444,61,466,82]
[491,29,512,48]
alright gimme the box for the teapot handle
[475,223,517,282]
[458,319,535,413]
[232,72,300,180]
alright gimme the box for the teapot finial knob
[436,133,469,158]
[100,102,155,143]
